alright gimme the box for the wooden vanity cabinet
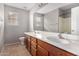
[25,35,76,56]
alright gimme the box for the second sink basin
[47,36,60,43]
[59,39,70,44]
[47,36,70,44]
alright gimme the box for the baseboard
[5,42,20,46]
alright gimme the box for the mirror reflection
[33,3,79,35]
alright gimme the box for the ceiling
[59,3,79,10]
[36,3,71,14]
[5,3,36,10]
[5,3,72,14]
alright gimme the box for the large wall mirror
[34,3,79,35]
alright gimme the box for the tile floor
[0,43,31,56]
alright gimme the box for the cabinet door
[31,46,37,56]
[31,41,37,49]
[31,37,37,49]
[27,36,31,52]
[37,45,48,56]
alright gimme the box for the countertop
[24,31,79,56]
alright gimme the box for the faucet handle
[58,34,64,39]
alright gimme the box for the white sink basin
[59,39,70,44]
[47,36,70,44]
[35,33,70,44]
[47,36,60,43]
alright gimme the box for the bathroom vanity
[24,32,79,56]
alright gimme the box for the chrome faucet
[58,33,64,39]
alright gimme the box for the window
[8,11,18,25]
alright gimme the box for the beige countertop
[24,31,79,55]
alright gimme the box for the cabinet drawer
[31,46,37,56]
[31,41,37,48]
[31,37,36,43]
[37,39,52,51]
[37,45,48,56]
